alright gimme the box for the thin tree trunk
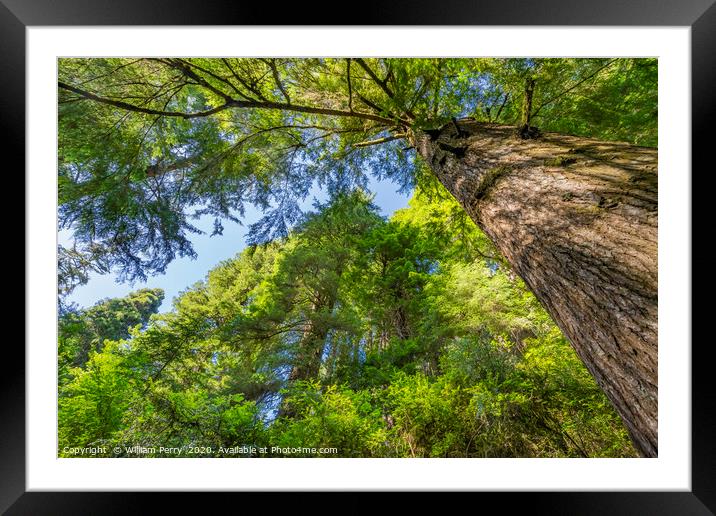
[521,78,536,128]
[412,121,658,457]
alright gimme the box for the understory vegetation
[58,185,636,457]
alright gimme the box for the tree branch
[262,58,291,104]
[219,58,268,101]
[227,99,397,125]
[354,58,395,99]
[150,123,372,180]
[346,58,353,112]
[494,92,510,122]
[58,81,233,119]
[352,134,405,148]
[171,58,245,100]
[157,58,236,103]
[354,92,411,126]
[59,81,398,126]
[532,59,618,118]
[355,92,385,115]
[407,76,431,114]
[355,58,416,121]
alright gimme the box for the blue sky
[61,176,411,313]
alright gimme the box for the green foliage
[58,288,164,383]
[112,388,264,457]
[58,58,656,288]
[531,58,658,146]
[270,381,388,457]
[471,58,657,146]
[58,187,637,457]
[384,372,474,457]
[59,340,134,454]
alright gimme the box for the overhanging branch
[58,81,398,126]
[352,134,406,148]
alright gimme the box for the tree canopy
[58,57,657,294]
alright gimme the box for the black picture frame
[6,1,713,513]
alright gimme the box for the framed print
[6,0,714,513]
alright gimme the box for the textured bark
[412,121,657,457]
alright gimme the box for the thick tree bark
[412,121,657,457]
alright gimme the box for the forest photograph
[57,57,657,459]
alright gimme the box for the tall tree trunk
[287,318,330,383]
[278,299,334,418]
[412,121,657,457]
